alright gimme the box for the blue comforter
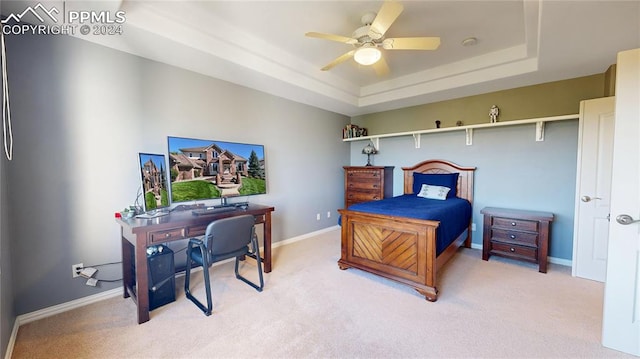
[343,195,472,255]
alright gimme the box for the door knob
[616,214,640,225]
[581,195,602,202]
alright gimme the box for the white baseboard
[4,225,341,359]
[5,287,122,359]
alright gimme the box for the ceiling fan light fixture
[354,46,381,66]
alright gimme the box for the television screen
[167,136,266,203]
[138,153,170,212]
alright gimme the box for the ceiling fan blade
[372,56,390,76]
[321,50,356,71]
[382,37,441,50]
[368,1,404,39]
[305,32,357,45]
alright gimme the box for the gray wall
[4,32,349,315]
[1,124,14,359]
[349,120,579,260]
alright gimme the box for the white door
[602,48,640,356]
[572,97,615,282]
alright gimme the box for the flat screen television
[167,136,266,204]
[138,153,170,212]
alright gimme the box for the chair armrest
[189,237,204,246]
[248,233,259,255]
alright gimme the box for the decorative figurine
[489,105,499,123]
[435,120,441,129]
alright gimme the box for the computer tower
[147,245,176,311]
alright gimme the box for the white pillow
[417,184,450,200]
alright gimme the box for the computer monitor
[167,136,266,204]
[138,153,170,212]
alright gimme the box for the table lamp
[362,143,378,166]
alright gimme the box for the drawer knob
[510,247,515,252]
[165,233,170,238]
[510,234,516,239]
[372,184,379,188]
[511,222,517,226]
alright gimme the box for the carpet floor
[11,228,633,358]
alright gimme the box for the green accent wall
[352,74,605,135]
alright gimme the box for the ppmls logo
[1,2,126,36]
[1,3,60,24]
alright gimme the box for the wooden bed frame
[338,159,476,301]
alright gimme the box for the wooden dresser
[481,207,554,273]
[343,166,394,209]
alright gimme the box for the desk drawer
[185,224,207,237]
[149,228,185,244]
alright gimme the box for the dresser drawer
[344,166,394,209]
[346,191,381,203]
[346,179,381,191]
[346,170,381,180]
[492,217,538,232]
[491,242,537,260]
[149,228,185,244]
[491,228,538,247]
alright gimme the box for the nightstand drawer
[491,242,537,260]
[492,217,538,232]
[491,228,538,247]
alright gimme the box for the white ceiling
[4,1,640,116]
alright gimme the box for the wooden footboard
[338,209,442,300]
[338,159,476,301]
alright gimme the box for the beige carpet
[11,228,632,358]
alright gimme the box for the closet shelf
[343,114,579,149]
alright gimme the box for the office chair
[184,214,264,316]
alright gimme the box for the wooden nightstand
[481,207,554,273]
[343,166,393,209]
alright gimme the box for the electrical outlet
[472,223,476,231]
[327,211,331,218]
[316,213,320,221]
[72,263,84,278]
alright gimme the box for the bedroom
[1,0,639,357]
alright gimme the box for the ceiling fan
[305,1,440,76]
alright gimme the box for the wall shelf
[343,114,579,149]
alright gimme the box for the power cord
[77,261,123,286]
[1,23,14,161]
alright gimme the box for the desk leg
[135,241,150,324]
[121,234,132,299]
[264,211,272,273]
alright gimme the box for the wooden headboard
[402,159,476,203]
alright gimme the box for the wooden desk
[116,204,275,324]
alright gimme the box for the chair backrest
[204,215,256,260]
